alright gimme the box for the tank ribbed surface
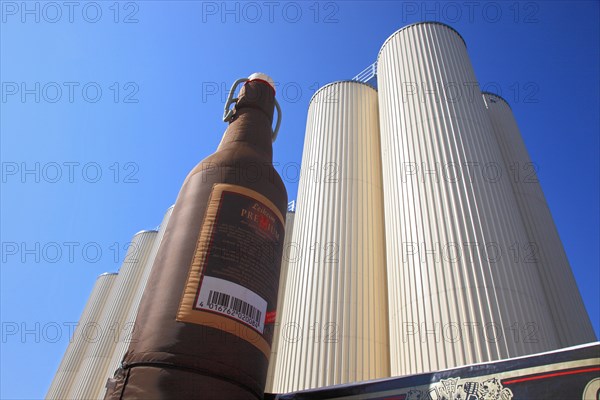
[68,230,158,399]
[46,273,118,399]
[98,206,175,397]
[265,211,296,393]
[482,92,596,346]
[273,81,390,392]
[377,22,560,376]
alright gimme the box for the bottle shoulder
[192,145,273,171]
[184,147,287,194]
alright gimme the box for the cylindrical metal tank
[68,229,158,399]
[377,22,560,376]
[482,92,597,346]
[265,211,295,393]
[46,272,118,400]
[98,206,175,398]
[273,81,390,392]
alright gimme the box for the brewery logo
[582,377,600,400]
[402,377,513,400]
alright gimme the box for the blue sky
[1,1,598,398]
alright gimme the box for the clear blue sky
[1,1,598,399]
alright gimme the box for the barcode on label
[196,276,267,334]
[208,290,263,325]
[208,290,230,308]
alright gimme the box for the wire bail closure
[222,77,282,142]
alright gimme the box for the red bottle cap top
[247,72,276,94]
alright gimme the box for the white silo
[46,272,118,400]
[98,206,175,397]
[482,92,596,346]
[377,22,560,376]
[265,210,295,393]
[68,229,158,399]
[273,81,389,392]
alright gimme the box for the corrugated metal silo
[482,92,596,345]
[98,206,175,397]
[265,211,295,393]
[273,81,389,392]
[68,229,158,399]
[377,22,560,376]
[46,272,118,400]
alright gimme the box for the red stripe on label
[503,366,600,385]
[265,311,276,324]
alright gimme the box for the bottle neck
[217,81,275,160]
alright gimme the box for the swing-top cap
[247,72,276,93]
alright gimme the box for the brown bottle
[104,74,288,399]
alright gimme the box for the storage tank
[265,211,295,393]
[273,81,389,392]
[482,92,596,345]
[46,272,118,400]
[98,206,175,397]
[68,229,158,399]
[377,22,560,376]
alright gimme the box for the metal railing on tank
[352,62,377,83]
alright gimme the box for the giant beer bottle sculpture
[105,73,287,399]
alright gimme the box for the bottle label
[177,183,285,357]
